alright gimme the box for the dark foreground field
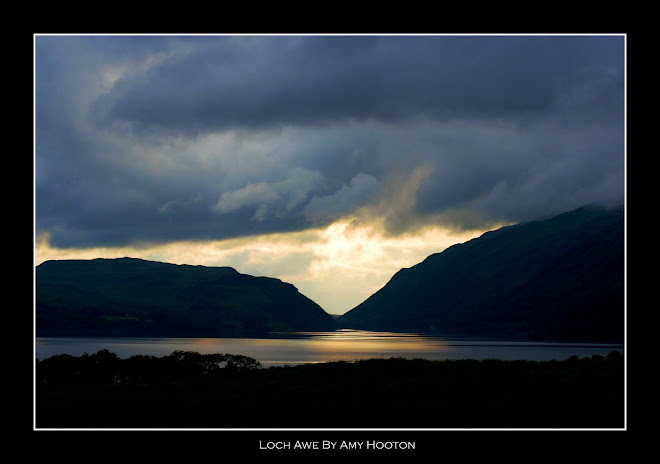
[35,350,624,429]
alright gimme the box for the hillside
[36,257,336,337]
[337,205,624,342]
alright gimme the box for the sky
[34,34,626,315]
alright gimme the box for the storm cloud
[91,36,623,132]
[35,34,625,249]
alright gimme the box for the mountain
[36,257,336,337]
[337,205,624,343]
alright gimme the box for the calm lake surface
[35,330,623,366]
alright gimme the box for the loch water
[35,329,623,366]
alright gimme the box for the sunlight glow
[35,218,500,315]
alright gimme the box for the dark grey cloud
[91,35,624,134]
[411,118,625,229]
[35,34,625,249]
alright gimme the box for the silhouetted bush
[36,349,262,385]
[35,351,624,428]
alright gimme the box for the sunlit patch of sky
[35,218,498,314]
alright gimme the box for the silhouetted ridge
[36,257,336,337]
[337,205,624,342]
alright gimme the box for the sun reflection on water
[35,330,623,366]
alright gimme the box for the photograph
[33,33,626,447]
